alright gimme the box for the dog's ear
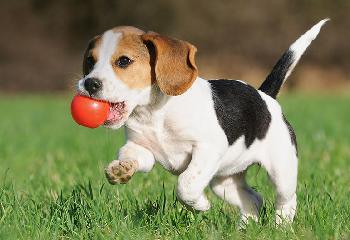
[141,33,198,96]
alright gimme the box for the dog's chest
[126,115,193,174]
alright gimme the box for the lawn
[0,93,349,239]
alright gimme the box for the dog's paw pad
[105,160,137,184]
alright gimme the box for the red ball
[71,95,110,128]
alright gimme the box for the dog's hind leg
[265,151,298,225]
[210,172,263,225]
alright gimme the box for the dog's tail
[258,19,329,99]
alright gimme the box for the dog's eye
[116,56,133,68]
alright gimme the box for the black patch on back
[209,80,271,147]
[259,50,294,99]
[282,114,298,155]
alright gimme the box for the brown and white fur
[76,20,328,225]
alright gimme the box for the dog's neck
[127,84,171,125]
[127,77,209,125]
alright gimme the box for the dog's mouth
[104,101,127,126]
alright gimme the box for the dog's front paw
[192,195,211,211]
[105,160,138,184]
[178,194,211,212]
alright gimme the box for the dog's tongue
[106,102,124,122]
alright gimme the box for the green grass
[0,93,350,239]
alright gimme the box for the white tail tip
[290,18,329,54]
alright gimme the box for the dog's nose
[84,78,102,95]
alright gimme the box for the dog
[76,19,328,225]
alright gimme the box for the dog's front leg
[177,144,221,211]
[105,141,155,184]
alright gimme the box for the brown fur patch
[91,37,102,59]
[142,34,198,96]
[83,35,101,76]
[111,30,154,89]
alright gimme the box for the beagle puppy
[76,20,328,224]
